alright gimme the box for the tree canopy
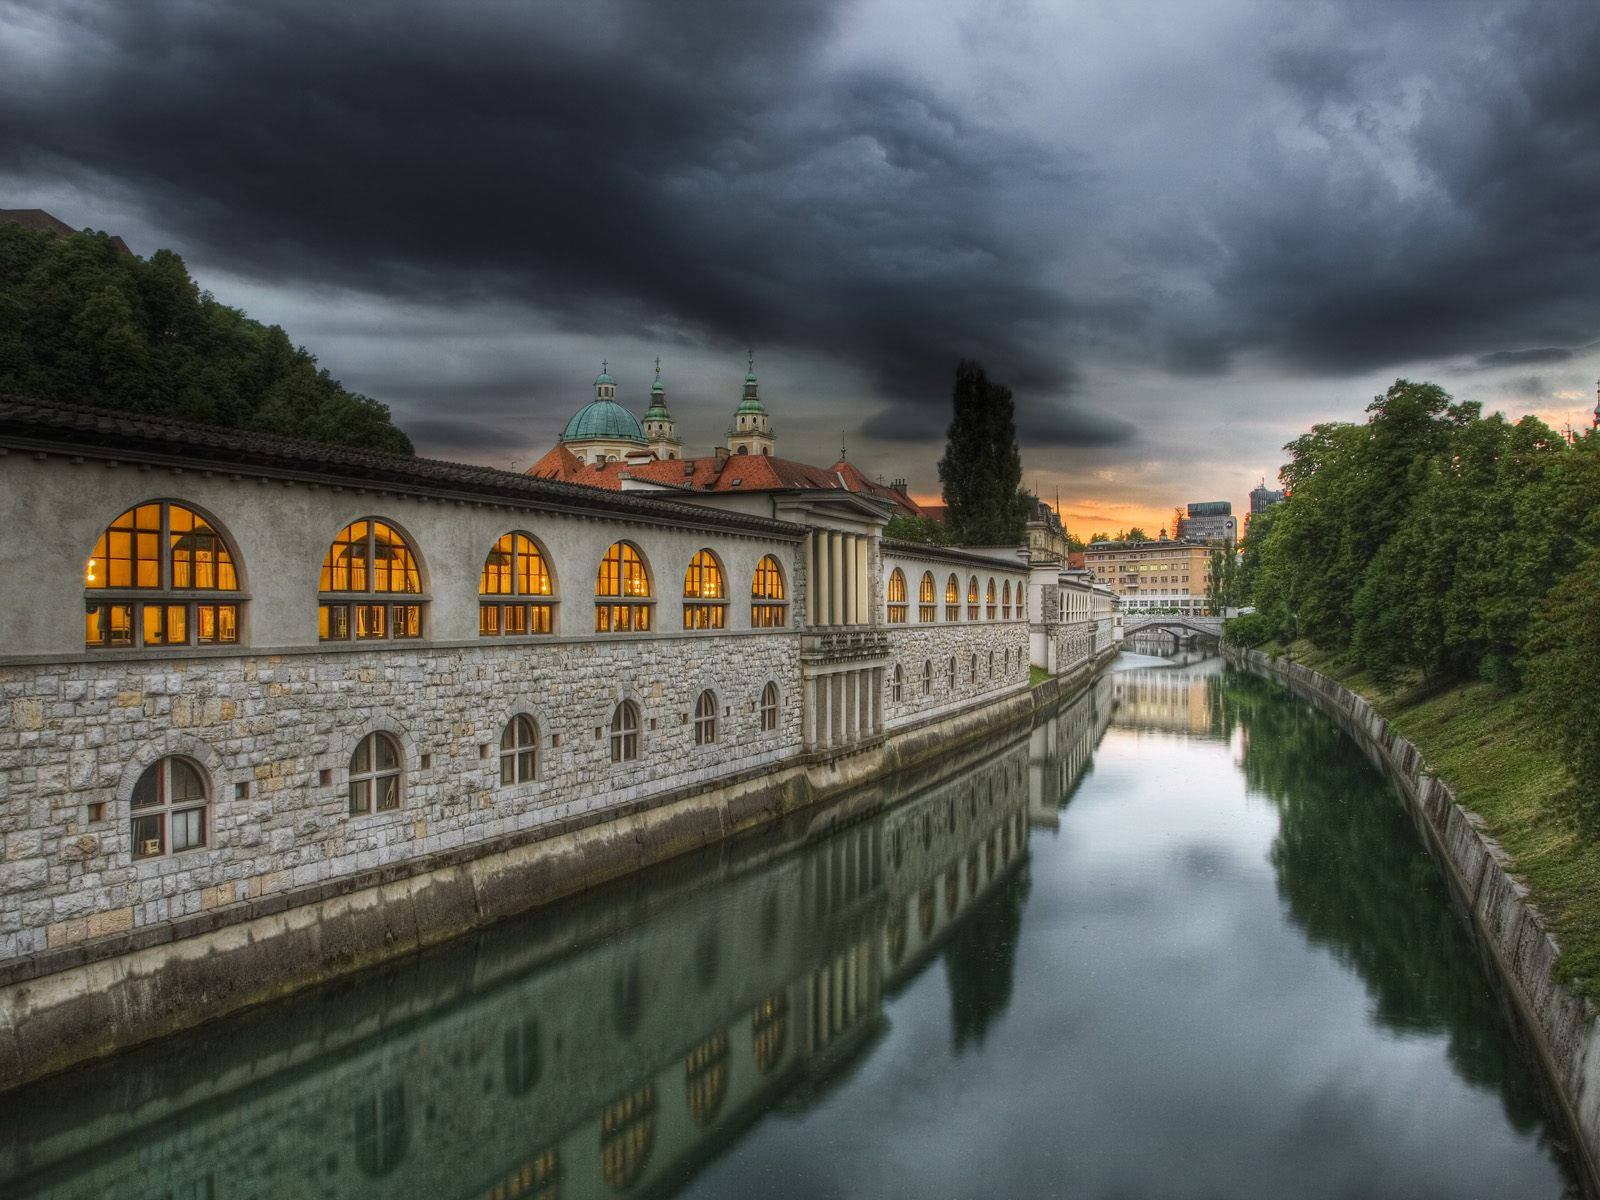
[0,221,413,453]
[936,360,1027,545]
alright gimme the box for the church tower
[727,351,775,457]
[642,359,682,461]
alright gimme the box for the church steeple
[642,357,682,461]
[727,350,775,457]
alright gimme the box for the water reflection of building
[1110,662,1219,734]
[1,736,1035,1200]
[1029,673,1115,829]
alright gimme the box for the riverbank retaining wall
[1228,646,1600,1194]
[0,645,1116,1093]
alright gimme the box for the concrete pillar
[816,676,831,751]
[802,676,816,749]
[831,673,846,745]
[855,537,870,625]
[871,666,883,734]
[841,535,856,626]
[803,533,816,626]
[845,670,860,743]
[827,532,843,626]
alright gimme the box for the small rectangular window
[479,604,501,636]
[504,604,528,634]
[356,604,387,639]
[320,604,351,641]
[132,812,164,859]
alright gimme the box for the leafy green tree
[937,360,1027,545]
[0,221,412,453]
[1087,531,1110,543]
[1524,551,1600,824]
[883,513,951,545]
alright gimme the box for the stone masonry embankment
[0,650,1114,1093]
[1228,647,1600,1194]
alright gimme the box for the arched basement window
[683,549,727,629]
[751,554,787,627]
[967,576,979,621]
[947,656,957,689]
[918,571,936,622]
[319,520,423,641]
[759,681,780,731]
[694,689,718,745]
[479,532,554,635]
[892,663,904,702]
[600,1083,657,1191]
[922,659,933,695]
[500,714,538,785]
[130,755,208,859]
[85,501,242,648]
[596,542,652,632]
[886,568,908,623]
[349,731,403,815]
[945,574,961,621]
[986,578,997,620]
[611,700,640,762]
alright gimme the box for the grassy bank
[1256,639,1600,1004]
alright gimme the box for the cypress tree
[937,359,1027,545]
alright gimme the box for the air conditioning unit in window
[140,838,162,857]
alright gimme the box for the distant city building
[1081,531,1213,614]
[1176,500,1237,546]
[1249,482,1286,513]
[1024,493,1069,564]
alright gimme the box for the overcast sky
[3,0,1598,534]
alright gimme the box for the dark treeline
[1223,380,1600,817]
[0,221,413,453]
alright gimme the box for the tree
[0,220,413,453]
[1088,531,1110,543]
[1125,526,1150,542]
[936,360,1027,545]
[883,513,951,545]
[1171,507,1186,539]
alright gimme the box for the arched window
[947,655,957,689]
[319,520,423,641]
[922,659,933,695]
[85,501,242,648]
[349,732,403,815]
[686,1032,729,1126]
[683,550,727,629]
[752,995,787,1074]
[694,689,718,745]
[751,554,788,627]
[918,572,936,622]
[500,714,538,785]
[967,576,979,621]
[130,755,208,859]
[945,574,961,622]
[986,578,997,620]
[596,542,652,632]
[611,701,640,762]
[600,1083,657,1190]
[759,681,780,731]
[988,649,996,677]
[479,532,554,636]
[1002,580,1012,620]
[892,663,904,702]
[970,652,978,681]
[886,568,908,623]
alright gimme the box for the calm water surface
[1,653,1581,1199]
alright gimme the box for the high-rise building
[1249,482,1286,513]
[1176,501,1237,545]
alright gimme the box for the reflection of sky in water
[685,659,1572,1200]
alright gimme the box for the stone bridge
[1122,614,1223,640]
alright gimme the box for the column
[832,673,846,745]
[844,671,859,743]
[804,533,816,625]
[842,535,856,626]
[816,675,831,751]
[828,532,843,626]
[855,537,870,625]
[870,666,883,734]
[802,676,816,749]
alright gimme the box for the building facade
[1081,534,1213,614]
[1176,500,1237,545]
[0,400,1110,1048]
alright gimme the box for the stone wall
[1230,647,1600,1195]
[881,622,1032,731]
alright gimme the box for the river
[0,652,1582,1198]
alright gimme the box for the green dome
[561,399,647,444]
[736,393,767,415]
[594,370,614,386]
[643,399,671,421]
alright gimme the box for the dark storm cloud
[1475,348,1573,368]
[1160,0,1600,379]
[0,0,1095,442]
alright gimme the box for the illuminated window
[479,532,554,636]
[85,501,242,649]
[967,576,979,620]
[986,578,997,620]
[319,520,423,641]
[892,663,904,702]
[611,701,640,762]
[683,549,726,629]
[752,995,788,1074]
[760,681,780,731]
[751,554,788,627]
[918,571,936,621]
[349,731,403,815]
[945,573,960,621]
[685,1032,729,1126]
[130,756,208,859]
[1002,580,1012,619]
[600,1083,657,1191]
[694,689,718,745]
[500,714,538,785]
[886,568,908,623]
[596,542,652,632]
